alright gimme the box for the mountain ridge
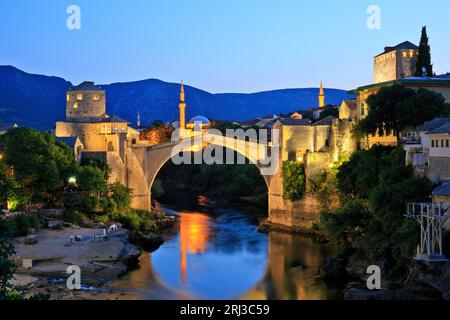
[0,66,354,129]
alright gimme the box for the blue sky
[1,0,449,93]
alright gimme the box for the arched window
[77,94,83,101]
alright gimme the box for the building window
[361,103,365,116]
[432,140,435,148]
[402,52,407,58]
[73,102,78,109]
[447,140,449,148]
[114,124,118,132]
[409,51,414,58]
[77,94,83,101]
[93,94,100,101]
[66,94,70,102]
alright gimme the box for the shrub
[109,183,132,212]
[282,161,306,201]
[61,210,84,225]
[117,213,140,232]
[15,214,40,236]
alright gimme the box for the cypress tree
[415,26,433,77]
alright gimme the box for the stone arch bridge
[119,132,313,228]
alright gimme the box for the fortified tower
[374,41,418,84]
[66,81,106,121]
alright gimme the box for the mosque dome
[188,115,210,125]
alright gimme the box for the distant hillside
[0,66,354,129]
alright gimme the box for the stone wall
[55,122,107,151]
[66,90,106,120]
[276,122,312,161]
[374,51,398,84]
[428,157,450,182]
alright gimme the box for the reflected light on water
[179,212,211,283]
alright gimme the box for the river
[104,197,342,300]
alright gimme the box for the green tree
[415,26,433,77]
[0,220,16,298]
[0,127,75,208]
[354,85,449,140]
[109,182,132,212]
[320,200,370,245]
[324,145,433,287]
[76,165,107,194]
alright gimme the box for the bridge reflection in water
[179,212,211,284]
[104,205,341,300]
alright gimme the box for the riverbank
[8,208,177,300]
[10,226,141,299]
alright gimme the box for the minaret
[319,81,325,108]
[179,80,186,138]
[137,111,141,128]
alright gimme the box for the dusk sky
[1,0,449,93]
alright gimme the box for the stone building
[55,81,143,183]
[338,100,357,121]
[344,41,450,147]
[373,41,418,84]
[274,115,357,181]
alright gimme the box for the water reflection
[152,208,268,299]
[106,203,341,300]
[179,212,211,283]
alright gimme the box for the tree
[109,182,132,211]
[415,26,433,77]
[0,127,75,208]
[76,165,107,194]
[0,220,16,298]
[354,85,450,140]
[325,145,433,287]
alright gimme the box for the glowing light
[179,212,211,283]
[68,176,77,184]
[297,156,303,163]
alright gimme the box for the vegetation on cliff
[282,161,306,201]
[320,145,433,287]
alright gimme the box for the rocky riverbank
[321,253,450,300]
[11,227,142,299]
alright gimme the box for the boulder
[133,231,164,251]
[25,235,38,245]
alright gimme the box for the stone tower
[319,81,325,108]
[66,81,106,121]
[374,41,418,83]
[179,80,186,138]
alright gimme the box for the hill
[0,66,354,129]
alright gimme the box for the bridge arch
[127,134,274,211]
